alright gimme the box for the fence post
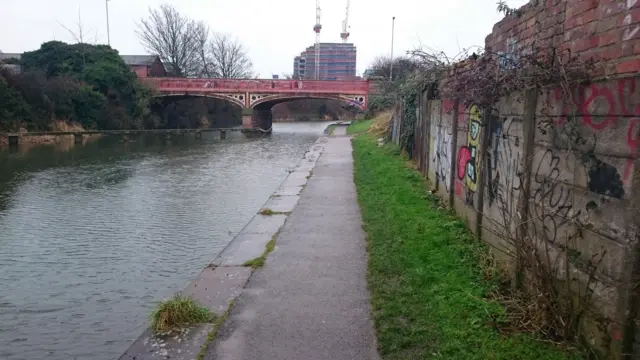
[474,107,492,238]
[514,88,539,288]
[424,99,432,180]
[448,98,460,209]
[621,134,640,358]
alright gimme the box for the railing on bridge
[142,78,371,95]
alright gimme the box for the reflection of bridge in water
[143,78,371,131]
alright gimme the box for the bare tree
[136,4,204,77]
[207,33,253,79]
[194,23,213,77]
[58,7,99,45]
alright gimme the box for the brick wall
[394,0,640,357]
[485,0,640,77]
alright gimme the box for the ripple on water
[0,122,330,360]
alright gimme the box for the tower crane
[340,0,351,43]
[313,0,322,80]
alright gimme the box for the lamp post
[390,16,395,81]
[105,0,111,46]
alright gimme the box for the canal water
[0,122,332,360]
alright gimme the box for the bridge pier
[242,108,272,132]
[74,133,83,144]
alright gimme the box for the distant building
[292,43,357,81]
[120,55,166,78]
[272,74,279,79]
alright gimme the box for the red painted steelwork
[143,78,369,95]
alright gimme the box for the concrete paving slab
[183,266,252,314]
[278,172,309,188]
[239,214,287,235]
[118,324,213,360]
[212,233,275,267]
[333,125,348,136]
[261,195,300,213]
[272,185,303,196]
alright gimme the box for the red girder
[142,78,370,95]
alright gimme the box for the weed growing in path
[242,232,278,269]
[149,294,212,335]
[259,208,291,216]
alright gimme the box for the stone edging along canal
[118,135,329,360]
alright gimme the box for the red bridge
[142,78,371,131]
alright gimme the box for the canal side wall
[118,136,329,360]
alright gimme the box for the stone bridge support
[242,108,273,132]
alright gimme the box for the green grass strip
[347,119,373,134]
[352,135,581,360]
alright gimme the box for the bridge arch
[151,93,245,108]
[250,94,367,112]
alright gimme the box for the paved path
[204,133,380,360]
[333,125,347,136]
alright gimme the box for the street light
[390,16,395,81]
[105,0,111,46]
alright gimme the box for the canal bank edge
[117,135,329,360]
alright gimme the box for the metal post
[390,16,395,81]
[105,0,111,46]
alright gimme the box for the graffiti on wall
[531,149,581,244]
[434,125,453,191]
[456,105,482,205]
[544,77,640,198]
[486,115,523,218]
[623,0,639,41]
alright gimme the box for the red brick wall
[149,59,166,77]
[484,0,640,77]
[130,65,148,78]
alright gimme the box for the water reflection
[0,122,331,360]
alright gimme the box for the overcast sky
[0,0,529,77]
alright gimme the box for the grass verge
[149,294,212,335]
[242,232,278,269]
[347,119,373,134]
[351,135,582,360]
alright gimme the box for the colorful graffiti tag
[456,105,482,204]
[545,78,640,189]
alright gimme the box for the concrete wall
[389,0,640,357]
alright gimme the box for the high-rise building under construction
[293,43,357,81]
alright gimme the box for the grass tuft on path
[242,233,278,269]
[352,135,581,360]
[149,294,212,335]
[347,119,373,134]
